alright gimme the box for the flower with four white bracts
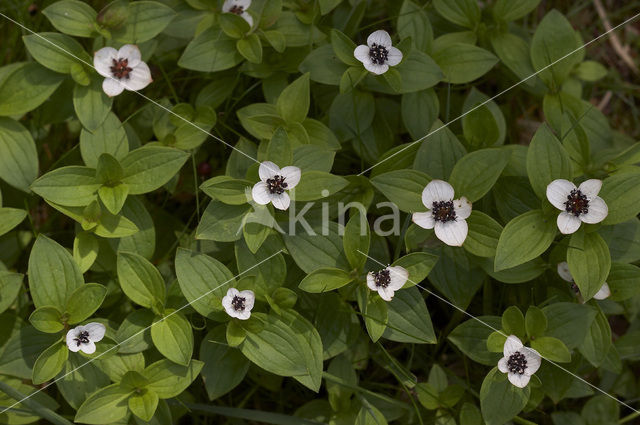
[412,180,472,247]
[557,261,611,300]
[251,161,301,211]
[66,322,106,354]
[222,288,255,320]
[497,335,541,388]
[353,30,403,75]
[366,266,408,301]
[546,179,608,235]
[222,0,253,27]
[94,44,152,97]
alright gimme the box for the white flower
[222,288,255,320]
[366,266,408,301]
[93,45,152,97]
[251,161,301,211]
[497,335,541,388]
[65,322,106,354]
[222,0,253,27]
[353,30,403,75]
[557,261,611,300]
[411,180,471,247]
[546,179,608,235]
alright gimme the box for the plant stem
[619,411,640,424]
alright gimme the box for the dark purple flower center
[232,296,246,311]
[507,351,527,375]
[432,200,456,222]
[373,269,391,288]
[229,5,244,14]
[110,58,132,80]
[564,189,589,216]
[74,330,90,346]
[266,175,288,194]
[369,43,389,65]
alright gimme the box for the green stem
[0,381,73,425]
[619,411,640,424]
[512,416,537,425]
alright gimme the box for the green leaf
[236,33,263,63]
[532,336,571,362]
[343,211,370,270]
[607,262,640,301]
[490,32,542,90]
[449,148,510,202]
[129,389,159,422]
[175,248,235,319]
[331,29,359,66]
[0,378,73,425]
[299,44,347,86]
[391,252,439,286]
[23,33,86,74]
[179,29,243,72]
[28,235,84,310]
[356,398,388,425]
[574,61,608,82]
[0,117,39,192]
[501,306,525,339]
[530,9,582,87]
[238,312,319,388]
[0,62,65,116]
[0,272,23,314]
[74,383,132,424]
[462,88,506,148]
[432,43,498,84]
[32,341,69,385]
[0,207,27,237]
[120,146,189,195]
[542,302,596,349]
[283,223,350,273]
[79,113,128,168]
[480,368,530,425]
[414,122,466,180]
[276,73,310,124]
[117,251,166,311]
[195,201,250,242]
[98,183,129,215]
[299,268,354,293]
[201,176,252,205]
[382,286,436,344]
[464,211,502,257]
[525,306,547,339]
[42,1,97,37]
[292,171,349,201]
[200,326,249,401]
[267,127,293,165]
[398,0,433,52]
[219,13,250,38]
[357,286,387,342]
[371,170,431,213]
[433,0,480,28]
[578,309,612,367]
[31,166,100,207]
[263,30,286,52]
[143,359,204,399]
[73,78,113,131]
[111,1,176,43]
[402,89,439,141]
[448,316,503,366]
[493,0,540,21]
[526,124,573,199]
[392,49,442,93]
[600,172,640,225]
[567,230,611,301]
[29,306,64,333]
[0,324,60,379]
[494,210,557,271]
[151,311,193,366]
[65,283,107,324]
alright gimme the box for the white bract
[412,180,471,247]
[366,266,408,301]
[222,288,255,320]
[497,335,541,388]
[222,0,253,27]
[546,179,608,234]
[66,322,106,354]
[353,30,403,75]
[557,261,611,300]
[93,44,152,97]
[251,161,301,211]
